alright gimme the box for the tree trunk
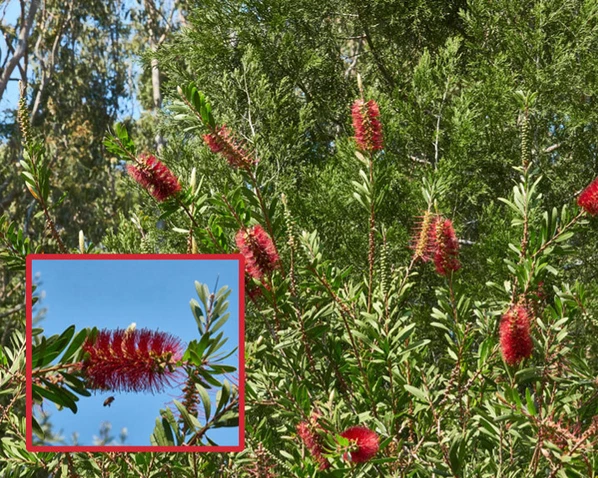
[0,0,40,100]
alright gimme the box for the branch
[0,0,39,99]
[360,19,395,90]
[0,303,25,319]
[31,1,73,120]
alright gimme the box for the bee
[103,396,115,407]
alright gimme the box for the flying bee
[103,396,115,407]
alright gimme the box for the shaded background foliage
[1,0,598,475]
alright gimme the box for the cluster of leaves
[152,282,239,447]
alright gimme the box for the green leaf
[525,388,537,416]
[190,299,205,334]
[174,399,201,431]
[152,415,175,446]
[554,231,574,243]
[215,379,231,415]
[195,281,210,309]
[33,326,76,368]
[404,385,427,402]
[196,383,211,421]
[31,417,44,440]
[59,328,88,364]
[211,411,238,428]
[448,435,465,474]
[197,367,222,388]
[210,313,230,334]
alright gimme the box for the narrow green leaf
[215,379,231,415]
[196,384,211,421]
[525,388,537,416]
[59,328,88,364]
[404,385,427,402]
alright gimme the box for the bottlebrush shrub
[4,85,598,475]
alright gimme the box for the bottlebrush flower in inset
[499,305,533,366]
[127,154,181,202]
[81,328,184,393]
[235,225,280,280]
[351,99,384,152]
[297,420,330,470]
[203,125,258,169]
[411,211,436,262]
[577,177,598,216]
[340,426,380,463]
[433,218,461,276]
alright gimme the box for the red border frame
[26,254,245,453]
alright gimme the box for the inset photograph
[26,254,244,452]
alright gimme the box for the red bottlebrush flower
[351,99,384,152]
[81,328,184,393]
[432,218,461,276]
[577,177,598,216]
[203,125,258,169]
[411,211,436,262]
[499,305,533,366]
[127,154,181,202]
[297,420,330,470]
[340,426,380,464]
[235,225,280,280]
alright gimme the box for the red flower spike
[297,419,330,470]
[235,225,280,280]
[351,99,384,152]
[203,125,258,169]
[340,426,380,464]
[127,154,181,202]
[81,328,184,393]
[433,218,461,276]
[499,305,533,366]
[578,177,598,216]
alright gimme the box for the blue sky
[31,258,241,447]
